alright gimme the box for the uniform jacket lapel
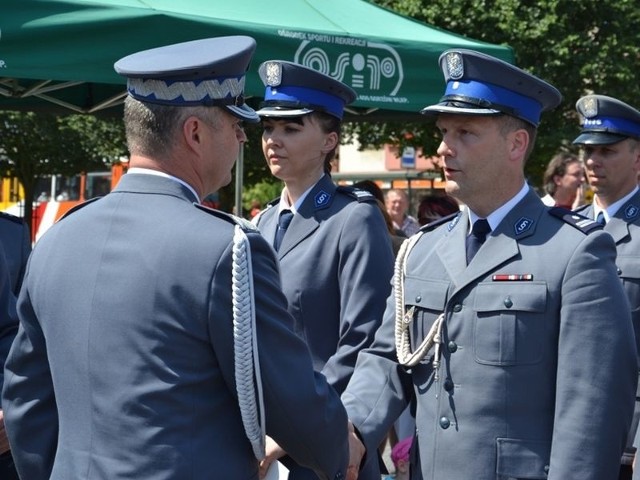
[576,190,640,244]
[445,188,544,295]
[607,190,640,244]
[277,176,336,258]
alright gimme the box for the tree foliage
[0,111,126,225]
[361,0,640,186]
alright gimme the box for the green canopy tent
[0,0,513,120]
[0,0,513,212]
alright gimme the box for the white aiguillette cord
[232,225,266,460]
[394,232,445,380]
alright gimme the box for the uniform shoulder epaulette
[336,186,376,203]
[194,203,257,231]
[548,207,602,234]
[59,197,102,220]
[0,211,24,225]
[418,211,461,233]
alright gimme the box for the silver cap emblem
[580,97,598,118]
[265,62,282,87]
[446,52,464,80]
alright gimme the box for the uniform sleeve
[208,230,350,480]
[341,283,414,465]
[2,265,58,480]
[549,229,637,479]
[321,202,395,395]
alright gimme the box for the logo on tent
[288,35,407,105]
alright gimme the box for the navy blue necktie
[465,219,491,264]
[274,210,294,252]
[596,211,606,226]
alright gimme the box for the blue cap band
[444,79,543,125]
[263,85,346,119]
[582,115,640,138]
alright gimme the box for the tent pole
[234,146,244,217]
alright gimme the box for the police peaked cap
[256,60,356,120]
[573,94,640,145]
[421,49,562,126]
[114,36,259,122]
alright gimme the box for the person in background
[2,37,361,480]
[0,212,31,296]
[385,188,420,236]
[384,437,412,480]
[416,193,460,226]
[353,180,407,256]
[0,242,18,480]
[341,49,637,480]
[541,152,585,209]
[253,60,394,480]
[570,94,640,480]
[0,211,30,480]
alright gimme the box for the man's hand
[258,435,286,479]
[346,421,365,480]
[0,409,10,454]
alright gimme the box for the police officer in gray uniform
[0,206,30,480]
[341,50,637,480]
[253,60,394,479]
[2,37,359,480]
[0,212,31,296]
[571,94,640,480]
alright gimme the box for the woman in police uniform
[253,61,394,480]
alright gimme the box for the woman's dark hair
[417,193,460,225]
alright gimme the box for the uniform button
[448,341,458,353]
[334,473,344,480]
[415,295,422,303]
[543,465,549,475]
[443,379,454,391]
[439,416,450,429]
[452,304,462,312]
[504,296,513,308]
[617,267,622,275]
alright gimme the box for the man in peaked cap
[571,94,640,480]
[252,60,394,480]
[2,37,358,480]
[342,49,637,480]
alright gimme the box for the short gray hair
[123,96,221,159]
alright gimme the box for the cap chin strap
[394,233,445,380]
[232,225,266,460]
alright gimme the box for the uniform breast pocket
[618,255,640,313]
[473,282,547,366]
[403,276,449,354]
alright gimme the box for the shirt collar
[468,182,529,233]
[127,167,200,202]
[593,185,639,222]
[278,174,326,214]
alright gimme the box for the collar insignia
[314,190,331,208]
[514,217,534,235]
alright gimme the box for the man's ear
[509,128,529,162]
[183,116,204,150]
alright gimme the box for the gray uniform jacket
[255,175,394,396]
[0,212,31,296]
[576,191,640,468]
[2,173,349,480]
[342,188,637,480]
[576,191,640,358]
